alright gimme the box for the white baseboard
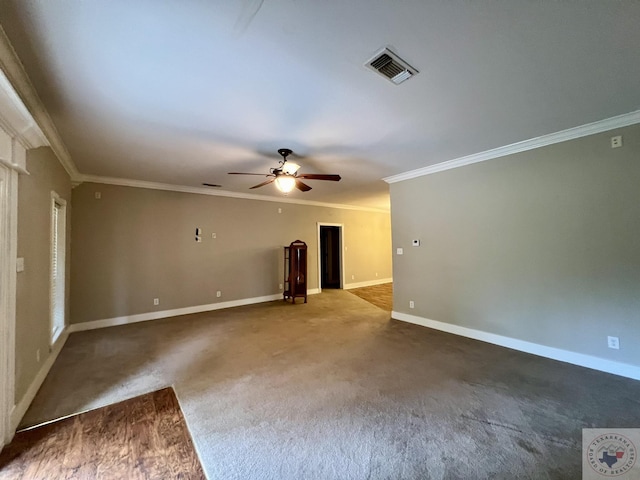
[69,290,321,333]
[344,278,392,290]
[392,311,640,381]
[10,290,324,429]
[11,329,69,431]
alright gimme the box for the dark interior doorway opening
[320,225,342,289]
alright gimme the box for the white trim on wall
[344,278,393,290]
[11,290,322,429]
[0,26,77,178]
[0,70,47,150]
[68,290,321,333]
[77,174,389,213]
[0,164,18,446]
[11,330,69,432]
[383,109,640,183]
[392,311,640,381]
[0,113,32,447]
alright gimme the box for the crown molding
[0,69,47,150]
[77,174,389,213]
[0,25,79,179]
[384,109,640,184]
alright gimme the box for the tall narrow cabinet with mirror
[283,240,307,303]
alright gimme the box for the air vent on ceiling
[365,48,418,85]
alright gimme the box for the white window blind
[51,195,66,344]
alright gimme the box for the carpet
[1,387,205,479]
[14,290,640,479]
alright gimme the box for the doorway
[318,224,343,291]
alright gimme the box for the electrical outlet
[153,298,159,306]
[279,284,283,290]
[607,336,620,349]
[351,274,355,280]
[36,349,40,362]
[611,136,623,148]
[397,248,403,255]
[212,233,216,239]
[375,272,378,277]
[409,300,415,309]
[216,291,222,298]
[95,192,101,199]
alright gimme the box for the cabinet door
[293,247,306,291]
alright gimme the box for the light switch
[412,240,420,247]
[16,257,24,272]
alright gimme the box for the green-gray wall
[16,147,72,402]
[71,183,392,324]
[390,123,640,367]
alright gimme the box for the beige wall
[16,147,72,402]
[390,123,640,366]
[70,184,392,324]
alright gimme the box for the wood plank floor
[0,387,205,480]
[347,282,393,311]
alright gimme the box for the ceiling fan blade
[296,173,341,181]
[295,179,312,192]
[250,178,276,189]
[228,172,272,176]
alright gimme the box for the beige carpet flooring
[17,290,640,479]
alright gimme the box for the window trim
[50,191,67,346]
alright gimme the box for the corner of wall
[11,329,69,431]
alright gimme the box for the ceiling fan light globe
[275,175,296,193]
[281,162,300,175]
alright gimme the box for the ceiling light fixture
[281,161,300,175]
[228,148,341,194]
[275,174,296,193]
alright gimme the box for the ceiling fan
[228,148,341,193]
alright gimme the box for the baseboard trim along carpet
[0,387,206,479]
[69,289,321,333]
[344,278,392,289]
[11,330,69,433]
[392,311,640,381]
[13,291,323,432]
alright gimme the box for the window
[50,192,66,344]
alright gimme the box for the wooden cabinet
[283,240,307,303]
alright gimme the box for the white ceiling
[1,1,639,210]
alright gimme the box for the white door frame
[0,162,17,447]
[316,223,345,293]
[0,63,49,447]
